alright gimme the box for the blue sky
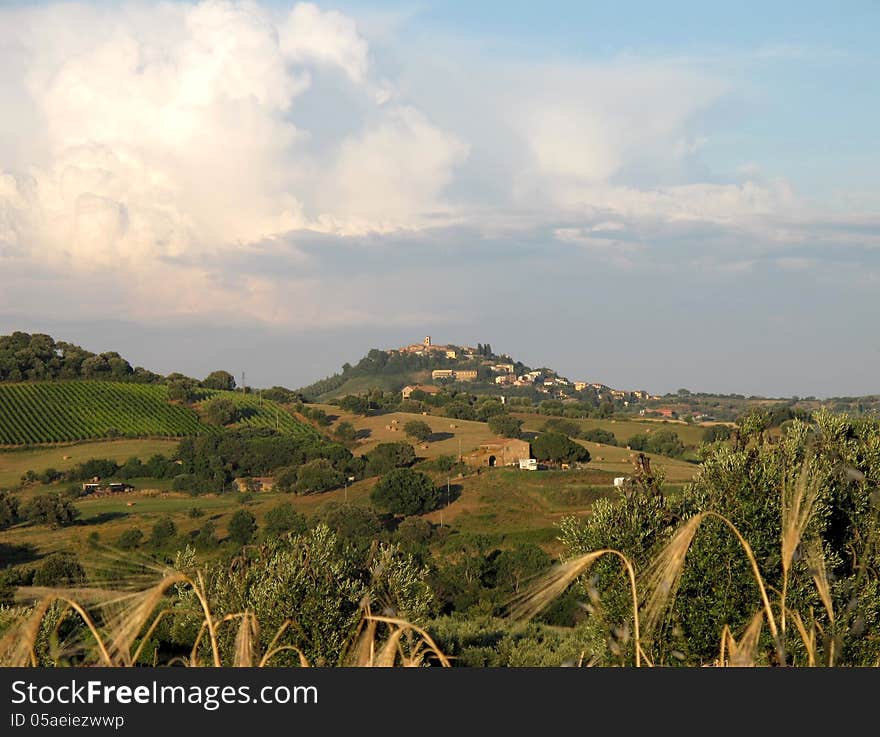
[0,0,878,396]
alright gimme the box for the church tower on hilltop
[424,336,432,347]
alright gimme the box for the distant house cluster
[392,335,656,403]
[392,336,465,360]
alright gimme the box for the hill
[295,338,614,405]
[0,381,315,446]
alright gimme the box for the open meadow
[0,438,180,489]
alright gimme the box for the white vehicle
[519,458,538,471]
[613,476,627,488]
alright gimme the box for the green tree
[582,428,617,445]
[117,528,143,550]
[703,424,733,443]
[149,518,177,548]
[295,459,344,494]
[194,520,218,550]
[264,502,308,538]
[488,415,523,438]
[364,442,416,476]
[22,494,80,528]
[0,491,19,530]
[541,418,581,438]
[33,553,86,587]
[317,501,383,539]
[404,420,433,442]
[167,378,198,403]
[201,370,236,391]
[495,543,552,594]
[203,397,239,426]
[333,421,358,443]
[371,468,441,516]
[395,517,434,547]
[531,432,590,464]
[228,509,257,545]
[339,395,371,414]
[627,429,684,458]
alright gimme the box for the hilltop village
[392,336,658,403]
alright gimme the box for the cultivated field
[0,381,315,446]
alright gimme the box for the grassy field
[0,381,316,446]
[573,439,698,483]
[0,476,383,571]
[313,405,699,484]
[312,404,500,459]
[512,412,709,447]
[0,438,180,489]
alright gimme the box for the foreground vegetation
[1,409,878,667]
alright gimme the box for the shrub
[149,518,177,548]
[364,442,416,477]
[117,528,143,550]
[404,420,433,443]
[541,418,581,438]
[228,509,257,545]
[33,553,86,587]
[582,428,617,445]
[488,415,523,438]
[295,459,344,494]
[22,494,80,528]
[203,397,239,426]
[531,432,590,464]
[317,502,383,539]
[264,502,307,538]
[0,491,19,530]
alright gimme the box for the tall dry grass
[0,567,450,668]
[508,458,849,667]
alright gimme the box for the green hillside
[0,381,315,445]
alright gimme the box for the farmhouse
[401,384,442,400]
[464,438,532,468]
[233,476,276,493]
